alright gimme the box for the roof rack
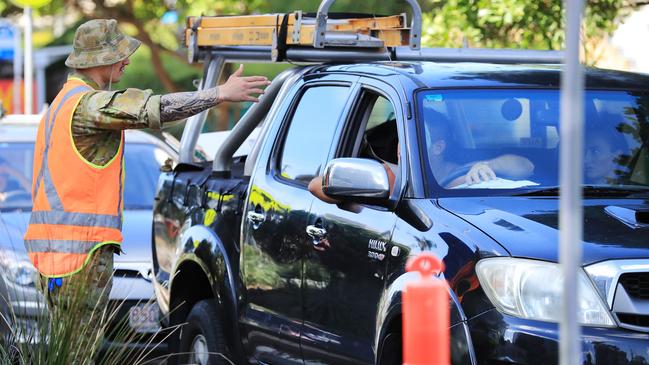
[185,0,563,65]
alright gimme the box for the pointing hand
[218,64,271,103]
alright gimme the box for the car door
[301,82,403,364]
[241,75,359,364]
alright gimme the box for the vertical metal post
[23,6,33,114]
[13,25,22,114]
[36,62,45,112]
[178,57,224,164]
[559,1,584,365]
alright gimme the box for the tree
[0,0,633,89]
[420,0,631,65]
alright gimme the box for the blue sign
[161,10,178,24]
[0,24,15,62]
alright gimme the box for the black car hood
[437,197,649,265]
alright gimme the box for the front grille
[617,313,649,328]
[619,273,649,300]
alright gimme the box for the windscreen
[0,142,34,210]
[418,89,649,194]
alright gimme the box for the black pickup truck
[152,58,649,365]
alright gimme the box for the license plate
[128,303,161,333]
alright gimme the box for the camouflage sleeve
[74,88,162,131]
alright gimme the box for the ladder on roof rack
[185,0,421,62]
[186,0,423,63]
[185,0,563,65]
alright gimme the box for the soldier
[23,19,269,363]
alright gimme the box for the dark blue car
[152,62,649,365]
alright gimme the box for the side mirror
[322,158,391,203]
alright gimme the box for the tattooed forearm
[160,87,220,123]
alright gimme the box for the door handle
[247,211,265,224]
[306,225,327,240]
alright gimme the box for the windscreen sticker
[520,137,544,147]
[425,94,444,102]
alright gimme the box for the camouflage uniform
[37,19,162,363]
[69,72,161,165]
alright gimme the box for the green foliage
[421,0,626,53]
[0,274,170,365]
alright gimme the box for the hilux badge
[368,239,386,252]
[368,239,387,261]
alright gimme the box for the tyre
[378,332,402,365]
[177,299,230,365]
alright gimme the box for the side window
[279,86,350,184]
[359,94,399,165]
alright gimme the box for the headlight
[0,249,37,287]
[476,257,615,327]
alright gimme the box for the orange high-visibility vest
[24,78,124,278]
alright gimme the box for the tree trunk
[132,24,180,92]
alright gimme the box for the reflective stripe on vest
[25,79,125,278]
[29,211,122,229]
[25,239,100,254]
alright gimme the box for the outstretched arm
[160,65,270,123]
[73,65,270,131]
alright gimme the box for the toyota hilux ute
[152,3,649,365]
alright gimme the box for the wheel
[378,332,402,365]
[177,300,230,365]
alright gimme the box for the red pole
[402,253,449,365]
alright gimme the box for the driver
[425,110,534,187]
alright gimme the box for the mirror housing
[322,158,391,203]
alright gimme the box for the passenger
[424,110,534,187]
[584,129,629,185]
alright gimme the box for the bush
[0,272,172,365]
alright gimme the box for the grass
[0,271,176,365]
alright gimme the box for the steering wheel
[438,164,473,188]
[0,190,32,204]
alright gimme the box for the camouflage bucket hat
[65,19,141,69]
